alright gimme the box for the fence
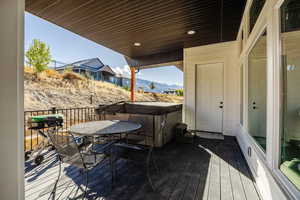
[24,107,99,151]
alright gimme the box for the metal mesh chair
[112,130,159,191]
[46,128,113,200]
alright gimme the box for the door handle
[219,106,223,108]
[253,106,257,109]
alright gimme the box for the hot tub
[96,102,182,147]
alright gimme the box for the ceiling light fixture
[134,42,141,46]
[187,30,196,35]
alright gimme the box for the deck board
[25,136,261,200]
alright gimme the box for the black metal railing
[24,107,99,151]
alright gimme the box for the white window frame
[239,0,300,199]
[269,0,300,199]
[245,25,268,159]
[240,64,244,125]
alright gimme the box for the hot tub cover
[97,101,182,115]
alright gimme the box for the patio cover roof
[25,0,245,68]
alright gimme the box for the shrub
[122,86,130,91]
[175,89,184,96]
[44,69,62,79]
[62,72,85,81]
[63,65,73,73]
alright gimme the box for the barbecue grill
[25,114,64,165]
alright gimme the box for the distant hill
[24,67,183,111]
[135,78,182,93]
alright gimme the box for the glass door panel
[248,30,267,151]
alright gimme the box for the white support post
[0,0,25,199]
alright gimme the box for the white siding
[184,41,239,136]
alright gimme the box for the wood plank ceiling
[25,0,246,67]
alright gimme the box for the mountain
[136,79,182,93]
[121,77,182,93]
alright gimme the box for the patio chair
[46,128,113,200]
[112,130,159,191]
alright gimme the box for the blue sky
[25,12,183,86]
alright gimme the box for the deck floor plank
[219,146,234,200]
[234,149,261,200]
[25,136,261,200]
[208,149,221,200]
[182,158,202,200]
[227,145,247,200]
[168,161,192,200]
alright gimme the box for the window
[281,0,300,32]
[240,30,244,54]
[280,0,300,191]
[248,30,267,151]
[249,0,266,33]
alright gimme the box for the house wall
[235,0,298,199]
[184,0,300,199]
[184,41,240,136]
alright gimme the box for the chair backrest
[46,128,85,167]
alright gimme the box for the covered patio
[2,0,300,200]
[25,137,260,200]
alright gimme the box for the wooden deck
[25,136,261,200]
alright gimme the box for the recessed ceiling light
[187,30,196,35]
[134,42,141,46]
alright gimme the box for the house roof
[68,58,104,69]
[101,65,116,75]
[25,0,246,68]
[57,58,115,75]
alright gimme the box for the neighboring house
[55,58,117,84]
[115,74,131,87]
[163,89,177,95]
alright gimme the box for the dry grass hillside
[24,67,183,111]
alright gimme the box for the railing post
[90,95,93,104]
[130,66,136,102]
[51,107,56,114]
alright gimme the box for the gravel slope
[24,68,183,111]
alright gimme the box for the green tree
[26,39,51,72]
[149,82,155,90]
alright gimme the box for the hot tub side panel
[102,111,182,147]
[154,111,182,147]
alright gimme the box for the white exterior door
[196,63,224,133]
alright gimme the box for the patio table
[70,120,142,137]
[70,120,156,190]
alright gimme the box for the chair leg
[151,150,160,175]
[110,152,114,189]
[50,159,62,200]
[146,148,155,191]
[82,170,89,200]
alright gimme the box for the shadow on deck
[25,136,261,200]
